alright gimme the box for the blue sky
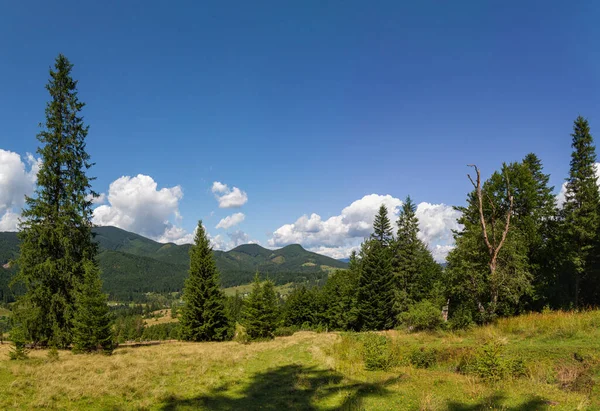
[1,1,600,259]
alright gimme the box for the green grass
[0,310,599,410]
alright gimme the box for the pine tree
[372,205,394,245]
[72,261,113,354]
[242,273,279,340]
[355,239,395,330]
[13,54,99,348]
[393,196,442,315]
[561,116,600,307]
[180,221,232,341]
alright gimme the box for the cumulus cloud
[211,181,248,208]
[85,192,106,205]
[216,212,245,229]
[268,194,461,262]
[0,149,40,231]
[92,174,190,242]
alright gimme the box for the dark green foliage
[355,239,395,330]
[399,300,443,331]
[225,291,244,324]
[12,55,99,348]
[142,322,181,340]
[559,117,600,307]
[47,345,59,362]
[393,196,443,315]
[447,161,534,323]
[242,274,280,340]
[282,286,318,327]
[371,205,394,245]
[113,315,145,343]
[361,333,396,371]
[408,347,438,369]
[72,261,113,354]
[180,222,232,342]
[320,269,358,330]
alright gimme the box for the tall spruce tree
[355,239,395,330]
[393,196,442,315]
[242,273,279,339]
[72,262,113,353]
[372,205,394,245]
[180,221,232,341]
[13,55,100,348]
[561,116,600,307]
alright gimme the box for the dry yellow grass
[144,309,179,326]
[0,332,338,410]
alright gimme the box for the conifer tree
[72,261,113,354]
[561,116,600,307]
[355,239,395,330]
[242,274,279,339]
[13,54,100,348]
[180,221,232,341]
[372,205,394,245]
[393,196,442,314]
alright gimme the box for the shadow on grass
[447,393,551,411]
[160,364,400,410]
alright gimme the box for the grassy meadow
[1,310,599,410]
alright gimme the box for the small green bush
[460,341,528,381]
[409,347,438,368]
[399,300,444,332]
[361,333,397,371]
[47,345,59,362]
[449,305,474,330]
[9,341,29,360]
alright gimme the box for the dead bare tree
[467,164,514,316]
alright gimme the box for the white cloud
[268,194,461,262]
[211,181,248,208]
[85,192,106,205]
[216,212,245,229]
[92,174,190,242]
[0,149,40,231]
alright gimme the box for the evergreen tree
[447,164,532,323]
[393,196,442,315]
[13,54,99,348]
[560,116,600,307]
[372,205,394,245]
[180,221,232,341]
[243,274,279,339]
[355,239,395,330]
[283,285,318,327]
[320,269,358,330]
[72,261,113,354]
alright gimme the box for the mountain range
[0,226,347,302]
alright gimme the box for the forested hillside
[0,226,347,302]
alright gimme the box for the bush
[399,300,444,331]
[47,346,59,362]
[409,347,438,368]
[449,305,474,330]
[458,341,528,381]
[361,333,397,371]
[8,341,29,360]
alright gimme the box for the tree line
[8,54,600,353]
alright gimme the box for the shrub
[449,305,474,330]
[399,300,443,331]
[409,347,438,368]
[362,333,397,371]
[47,345,59,362]
[460,341,528,381]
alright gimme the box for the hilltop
[0,226,347,301]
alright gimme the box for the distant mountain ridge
[0,226,347,301]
